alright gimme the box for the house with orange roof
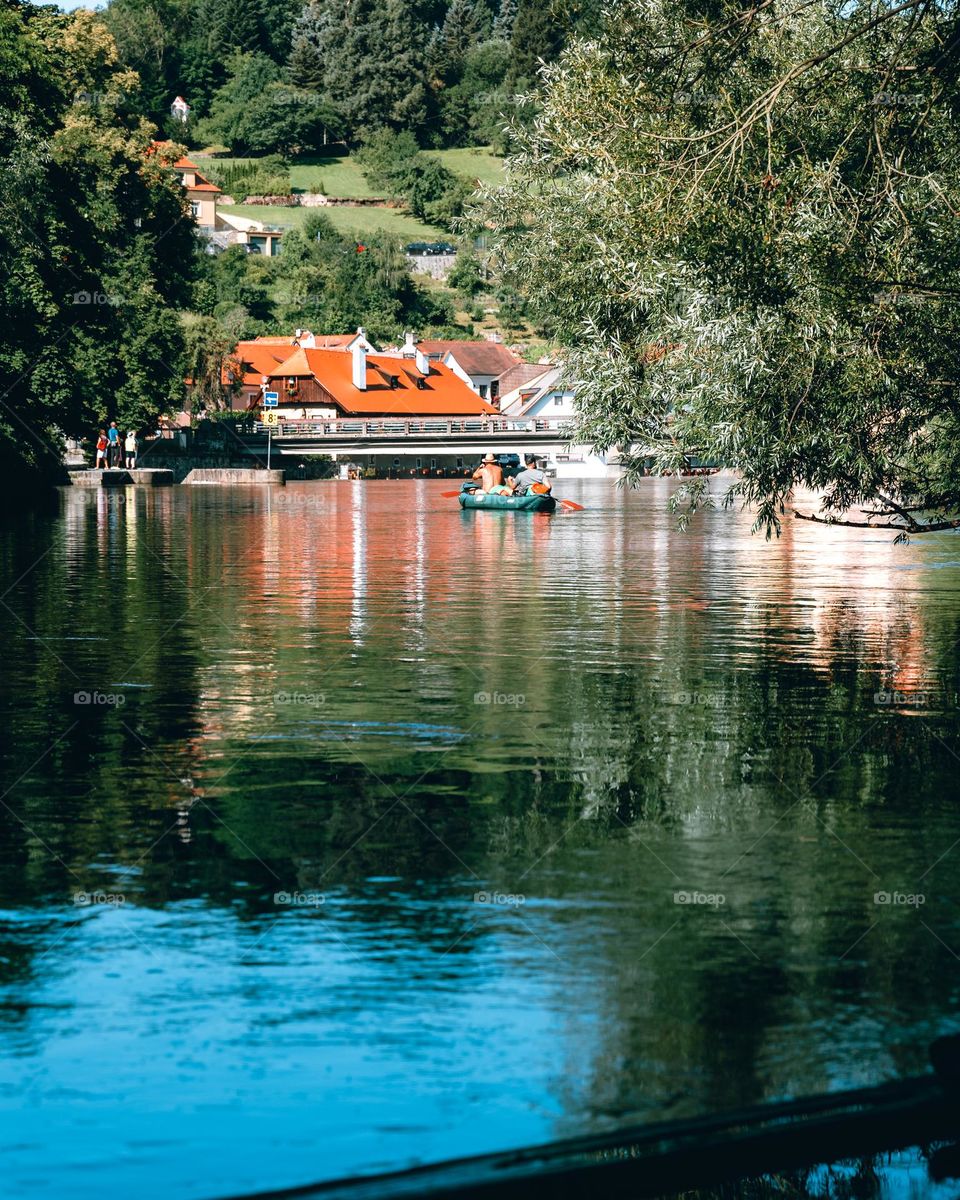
[223,329,379,410]
[155,142,284,255]
[382,334,522,404]
[261,342,499,421]
[170,153,221,230]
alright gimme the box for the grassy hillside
[426,147,505,190]
[218,203,444,241]
[196,148,504,199]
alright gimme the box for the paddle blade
[559,499,585,511]
[440,490,462,498]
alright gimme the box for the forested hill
[102,0,602,148]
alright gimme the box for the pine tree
[441,0,481,72]
[492,0,518,42]
[288,0,337,91]
[507,0,564,88]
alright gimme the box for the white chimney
[403,331,416,357]
[352,341,367,390]
[415,348,430,377]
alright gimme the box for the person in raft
[95,429,108,469]
[509,453,552,496]
[472,453,512,495]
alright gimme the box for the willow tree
[481,0,960,534]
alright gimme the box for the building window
[456,457,464,468]
[430,459,437,469]
[190,202,201,218]
[416,458,422,469]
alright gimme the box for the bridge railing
[248,417,570,438]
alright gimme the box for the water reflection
[0,480,958,1198]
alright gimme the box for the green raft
[459,490,557,514]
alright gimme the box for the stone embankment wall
[407,253,456,280]
[239,194,393,208]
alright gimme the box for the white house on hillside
[498,364,577,422]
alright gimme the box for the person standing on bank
[124,430,137,469]
[106,421,121,467]
[508,453,552,496]
[95,429,108,469]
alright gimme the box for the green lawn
[426,147,505,189]
[289,155,376,197]
[196,148,503,197]
[219,203,444,242]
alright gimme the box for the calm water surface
[1,479,959,1198]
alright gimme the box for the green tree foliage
[0,1,195,486]
[506,0,565,89]
[196,51,341,154]
[277,227,454,344]
[447,249,485,298]
[99,0,581,147]
[357,130,472,229]
[183,312,245,411]
[482,0,960,533]
[493,0,518,42]
[101,0,302,125]
[287,0,430,141]
[193,245,275,326]
[441,38,511,146]
[101,0,190,119]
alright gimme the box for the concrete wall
[182,468,285,485]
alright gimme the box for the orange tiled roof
[223,341,300,389]
[170,154,222,195]
[267,348,498,417]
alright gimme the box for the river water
[0,479,958,1198]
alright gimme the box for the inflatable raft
[458,489,557,514]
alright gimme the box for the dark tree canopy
[0,0,195,487]
[482,0,960,535]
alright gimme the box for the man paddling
[472,453,511,495]
[509,454,552,496]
